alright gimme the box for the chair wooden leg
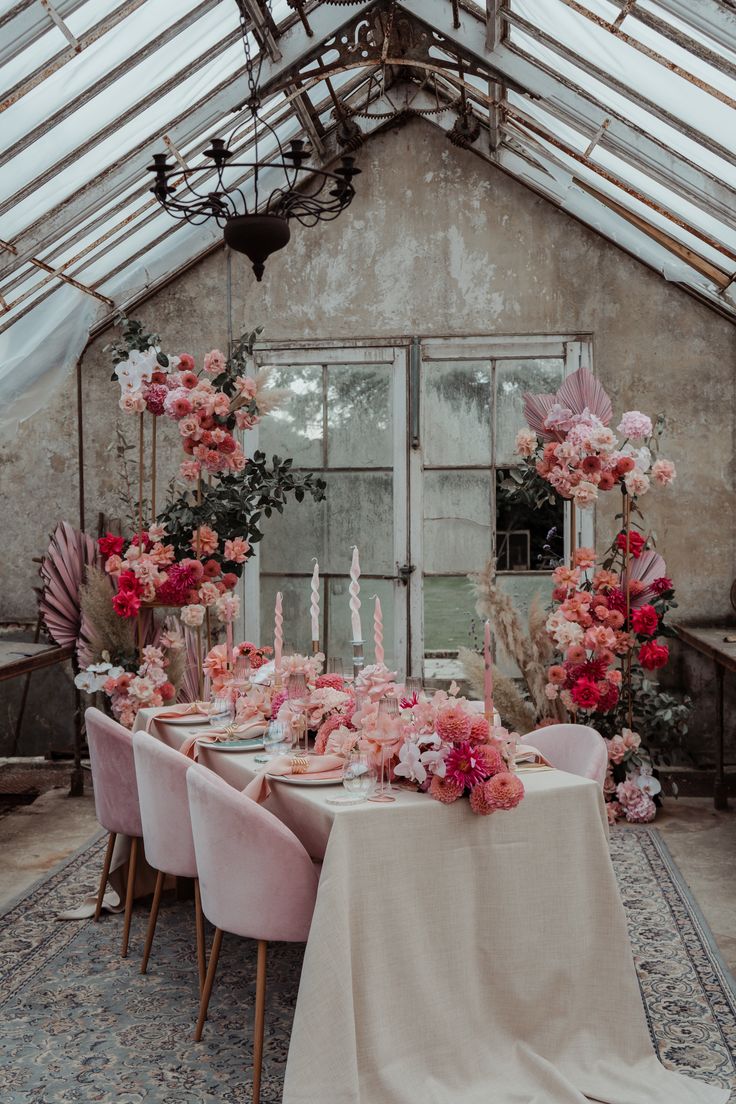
[194,878,206,995]
[121,836,139,959]
[194,927,223,1041]
[94,831,116,921]
[253,939,268,1104]
[140,869,164,974]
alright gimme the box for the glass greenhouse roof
[1,0,735,429]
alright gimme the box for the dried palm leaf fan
[37,522,100,668]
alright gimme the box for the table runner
[139,707,727,1103]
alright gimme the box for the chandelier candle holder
[147,12,359,282]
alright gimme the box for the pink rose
[203,349,227,375]
[179,460,201,482]
[572,480,598,508]
[606,735,627,764]
[223,537,250,563]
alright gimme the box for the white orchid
[115,346,161,396]
[394,739,427,785]
[74,661,123,694]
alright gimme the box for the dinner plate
[199,736,265,752]
[267,772,344,786]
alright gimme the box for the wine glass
[286,673,309,752]
[342,749,377,801]
[378,695,399,718]
[404,677,423,699]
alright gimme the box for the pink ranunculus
[552,565,581,588]
[548,665,567,685]
[651,458,676,486]
[617,411,652,440]
[566,644,586,664]
[213,392,231,416]
[622,728,641,750]
[119,390,146,414]
[178,353,196,372]
[203,349,227,375]
[224,537,250,563]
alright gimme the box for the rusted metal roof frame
[0,0,377,280]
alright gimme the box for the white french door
[248,334,593,680]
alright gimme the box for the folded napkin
[243,753,344,803]
[145,702,210,732]
[514,744,553,768]
[180,720,266,760]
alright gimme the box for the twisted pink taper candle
[372,595,384,665]
[274,591,283,676]
[349,546,362,641]
[483,619,494,723]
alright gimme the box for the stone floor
[0,773,734,974]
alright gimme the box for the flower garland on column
[514,367,678,823]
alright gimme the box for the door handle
[398,563,415,583]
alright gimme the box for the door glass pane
[257,363,324,467]
[423,470,492,574]
[424,576,478,656]
[496,471,565,571]
[495,358,564,465]
[327,364,393,467]
[258,490,326,574]
[260,575,314,658]
[327,577,397,669]
[423,361,491,466]
[325,472,394,575]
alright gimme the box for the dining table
[136,705,728,1104]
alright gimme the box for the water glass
[260,720,291,761]
[342,750,377,800]
[209,694,235,727]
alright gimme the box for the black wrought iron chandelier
[147,8,360,280]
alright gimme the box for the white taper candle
[349,546,362,642]
[310,560,320,644]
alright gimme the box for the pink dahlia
[483,771,525,811]
[469,781,496,816]
[429,775,463,805]
[435,705,473,744]
[468,714,490,744]
[315,673,345,692]
[444,741,490,791]
[472,743,504,776]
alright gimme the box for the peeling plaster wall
[2,118,735,759]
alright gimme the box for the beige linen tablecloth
[139,707,728,1104]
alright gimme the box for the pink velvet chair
[526,723,608,786]
[186,764,320,1104]
[85,707,143,957]
[132,730,206,991]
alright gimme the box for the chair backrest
[85,707,142,837]
[133,730,197,879]
[525,723,608,786]
[186,764,319,943]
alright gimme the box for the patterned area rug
[0,827,734,1103]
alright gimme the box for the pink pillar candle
[483,620,494,723]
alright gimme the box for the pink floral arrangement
[74,628,184,727]
[516,367,676,510]
[203,640,273,694]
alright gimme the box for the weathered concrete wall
[2,118,734,758]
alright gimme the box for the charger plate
[197,736,265,752]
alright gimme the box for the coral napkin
[243,754,344,803]
[179,721,266,760]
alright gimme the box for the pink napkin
[145,703,209,732]
[179,721,266,760]
[514,744,554,768]
[243,754,345,803]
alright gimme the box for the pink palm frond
[556,367,613,425]
[622,550,667,608]
[522,392,559,439]
[38,522,99,664]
